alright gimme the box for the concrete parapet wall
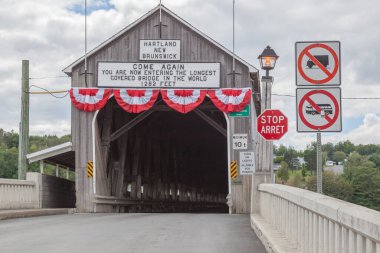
[40,174,75,208]
[0,173,75,210]
[251,183,380,253]
[0,178,38,209]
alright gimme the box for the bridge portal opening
[94,96,228,213]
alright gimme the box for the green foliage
[274,144,288,156]
[306,171,353,202]
[334,140,355,155]
[332,151,346,163]
[304,143,317,171]
[286,170,304,188]
[0,128,71,179]
[322,142,334,160]
[343,152,380,210]
[369,153,380,168]
[355,144,380,156]
[273,156,284,164]
[276,161,289,184]
[275,141,380,211]
[0,147,19,179]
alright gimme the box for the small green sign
[230,105,250,117]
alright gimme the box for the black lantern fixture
[258,46,279,76]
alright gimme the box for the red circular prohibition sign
[299,90,339,130]
[298,44,339,84]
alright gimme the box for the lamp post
[258,45,279,110]
[257,46,278,183]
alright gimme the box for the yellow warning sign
[87,161,94,178]
[230,161,238,179]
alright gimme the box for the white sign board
[232,134,248,150]
[296,41,341,86]
[240,151,255,174]
[296,87,342,132]
[97,62,220,88]
[139,40,181,61]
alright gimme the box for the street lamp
[258,45,279,77]
[257,45,279,184]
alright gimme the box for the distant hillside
[0,129,71,179]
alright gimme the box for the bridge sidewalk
[0,208,73,221]
[251,214,302,253]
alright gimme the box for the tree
[322,142,334,160]
[343,152,380,210]
[0,147,18,179]
[306,171,353,202]
[304,143,317,171]
[275,144,288,156]
[356,144,380,156]
[332,151,346,163]
[276,161,289,184]
[334,140,355,155]
[343,152,375,181]
[283,147,299,170]
[369,153,380,168]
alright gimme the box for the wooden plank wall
[71,9,257,213]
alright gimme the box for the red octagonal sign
[257,109,288,140]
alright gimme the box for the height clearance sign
[296,41,341,86]
[257,109,288,140]
[296,88,342,132]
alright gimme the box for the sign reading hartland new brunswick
[139,40,181,61]
[97,62,221,88]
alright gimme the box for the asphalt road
[0,213,266,253]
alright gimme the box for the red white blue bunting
[114,89,159,113]
[208,88,252,113]
[160,89,207,114]
[70,88,252,114]
[69,88,112,112]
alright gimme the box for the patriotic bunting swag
[114,89,159,113]
[70,88,251,114]
[208,88,252,113]
[160,89,207,114]
[70,88,112,112]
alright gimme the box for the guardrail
[0,178,39,209]
[94,195,228,213]
[251,184,380,253]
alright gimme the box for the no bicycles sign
[296,41,341,86]
[296,88,342,132]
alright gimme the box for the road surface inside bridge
[0,213,266,253]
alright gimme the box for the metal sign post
[316,132,322,193]
[295,41,343,195]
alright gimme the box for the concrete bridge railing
[251,184,380,253]
[0,173,75,210]
[0,178,39,209]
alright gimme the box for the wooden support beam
[194,109,227,137]
[110,110,154,142]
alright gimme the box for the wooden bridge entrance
[64,5,260,213]
[93,96,229,213]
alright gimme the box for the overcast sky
[1,0,379,150]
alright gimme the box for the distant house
[325,160,335,166]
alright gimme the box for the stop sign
[257,109,288,140]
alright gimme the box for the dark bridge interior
[95,96,228,213]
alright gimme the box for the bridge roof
[26,142,75,170]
